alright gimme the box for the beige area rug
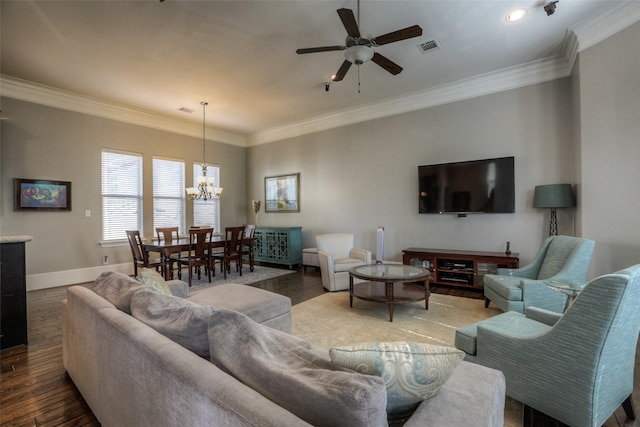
[291,291,523,426]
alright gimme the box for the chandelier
[185,101,223,200]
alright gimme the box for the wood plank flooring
[1,268,638,426]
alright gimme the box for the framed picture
[14,178,72,211]
[264,173,300,213]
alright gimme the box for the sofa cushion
[329,342,464,422]
[136,268,172,295]
[188,284,291,329]
[130,287,214,358]
[208,308,388,427]
[94,271,147,314]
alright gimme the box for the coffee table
[349,264,430,322]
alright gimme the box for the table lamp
[533,184,576,236]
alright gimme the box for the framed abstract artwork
[264,173,300,213]
[14,178,72,211]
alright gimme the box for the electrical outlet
[85,210,91,217]
[102,256,108,265]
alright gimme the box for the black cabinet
[1,240,30,350]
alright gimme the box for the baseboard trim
[26,263,133,291]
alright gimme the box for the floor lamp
[533,184,576,236]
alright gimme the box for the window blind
[153,157,185,234]
[101,150,143,241]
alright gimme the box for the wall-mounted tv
[419,156,515,214]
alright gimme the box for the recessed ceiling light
[506,8,527,22]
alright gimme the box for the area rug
[182,265,295,290]
[291,291,522,426]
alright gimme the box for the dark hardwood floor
[1,267,638,426]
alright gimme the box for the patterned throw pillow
[137,268,172,295]
[329,342,465,421]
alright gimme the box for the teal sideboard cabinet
[254,227,302,269]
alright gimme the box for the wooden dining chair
[155,227,180,278]
[242,224,256,272]
[211,226,245,279]
[125,230,164,277]
[176,227,213,286]
[156,227,179,242]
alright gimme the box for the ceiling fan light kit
[344,45,373,65]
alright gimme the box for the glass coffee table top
[351,264,429,280]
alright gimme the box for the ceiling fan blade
[371,52,403,75]
[337,8,360,38]
[296,46,345,54]
[373,25,423,46]
[332,60,352,81]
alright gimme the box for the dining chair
[125,230,164,277]
[211,226,245,279]
[242,224,256,272]
[155,227,180,278]
[176,227,213,286]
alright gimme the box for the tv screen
[418,156,515,214]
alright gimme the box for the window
[153,157,186,234]
[193,163,221,232]
[101,150,143,241]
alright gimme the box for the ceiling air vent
[417,39,440,54]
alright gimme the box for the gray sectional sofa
[62,272,506,426]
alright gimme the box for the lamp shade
[533,184,576,208]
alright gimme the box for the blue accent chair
[484,235,595,313]
[456,264,640,426]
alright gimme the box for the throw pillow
[94,271,147,314]
[136,267,172,295]
[329,342,465,421]
[208,308,388,427]
[130,287,215,358]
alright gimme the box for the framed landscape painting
[14,178,72,211]
[265,173,300,213]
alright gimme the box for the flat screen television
[418,156,515,214]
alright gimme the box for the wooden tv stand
[402,248,519,289]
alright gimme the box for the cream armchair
[315,233,371,292]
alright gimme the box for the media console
[402,247,519,289]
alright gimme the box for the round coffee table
[349,263,430,322]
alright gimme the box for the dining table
[143,235,256,280]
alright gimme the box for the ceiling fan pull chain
[358,65,361,94]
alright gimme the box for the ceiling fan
[296,1,422,82]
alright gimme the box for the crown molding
[5,1,638,149]
[247,55,571,146]
[570,1,640,53]
[0,75,246,147]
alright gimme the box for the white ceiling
[2,1,640,145]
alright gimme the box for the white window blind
[101,150,143,241]
[153,157,185,234]
[193,163,221,232]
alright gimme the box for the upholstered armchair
[315,233,371,292]
[483,235,594,313]
[455,264,640,426]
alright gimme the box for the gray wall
[577,21,640,277]
[247,78,577,266]
[0,98,247,287]
[4,22,638,289]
